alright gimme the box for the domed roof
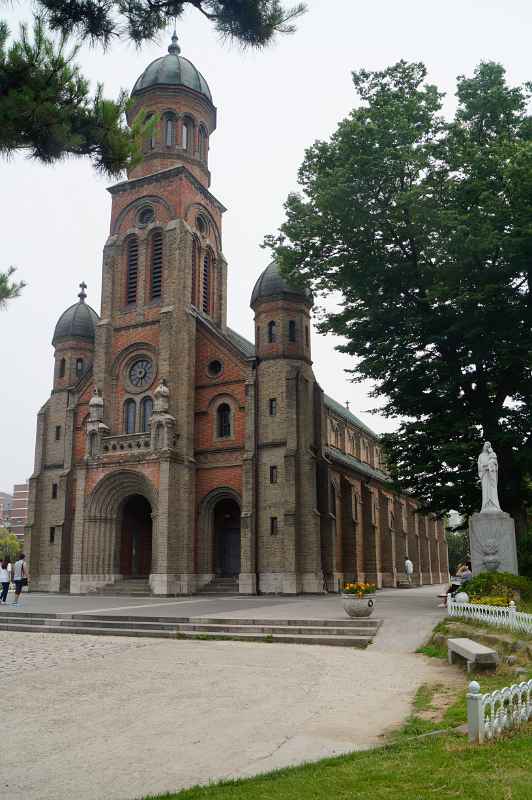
[132,34,212,102]
[250,260,312,308]
[52,284,99,346]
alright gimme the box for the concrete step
[0,621,374,647]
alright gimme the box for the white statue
[478,441,502,514]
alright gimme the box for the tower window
[199,126,208,162]
[164,114,175,146]
[182,119,192,151]
[140,396,153,433]
[145,114,155,150]
[270,517,278,536]
[59,358,66,378]
[52,483,58,499]
[150,230,163,300]
[305,326,309,346]
[267,321,276,343]
[269,398,277,416]
[49,526,55,544]
[55,425,61,441]
[191,238,198,305]
[217,403,231,438]
[137,206,154,226]
[288,320,296,342]
[202,252,211,314]
[123,399,136,434]
[270,466,278,484]
[75,358,84,377]
[125,235,139,305]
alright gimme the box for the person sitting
[438,561,472,606]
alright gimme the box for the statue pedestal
[469,512,518,576]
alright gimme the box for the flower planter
[341,593,376,618]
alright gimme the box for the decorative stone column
[85,388,109,458]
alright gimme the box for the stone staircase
[197,576,240,595]
[0,611,381,647]
[96,578,151,596]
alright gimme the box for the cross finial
[168,31,180,55]
[346,400,350,411]
[78,282,87,303]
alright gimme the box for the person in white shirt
[12,553,26,605]
[404,557,414,585]
[0,557,11,603]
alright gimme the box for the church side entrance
[214,498,241,576]
[120,494,152,577]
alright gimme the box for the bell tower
[69,36,228,595]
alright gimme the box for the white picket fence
[467,679,532,743]
[447,597,532,635]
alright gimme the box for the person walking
[404,557,414,585]
[0,557,11,603]
[12,553,27,605]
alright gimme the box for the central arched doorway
[214,498,241,576]
[120,494,152,577]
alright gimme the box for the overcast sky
[1,0,531,492]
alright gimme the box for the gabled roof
[225,328,255,358]
[324,394,378,439]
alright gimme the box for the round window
[128,358,154,388]
[207,359,223,377]
[138,206,155,226]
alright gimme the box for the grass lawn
[143,729,532,800]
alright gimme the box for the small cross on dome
[168,31,181,55]
[78,282,87,303]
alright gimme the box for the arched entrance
[214,498,241,577]
[120,494,152,577]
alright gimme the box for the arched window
[202,251,211,314]
[267,321,276,343]
[164,114,175,146]
[59,358,66,378]
[75,358,84,377]
[217,403,231,438]
[150,229,163,300]
[140,396,153,432]
[288,320,296,342]
[199,126,208,161]
[145,114,155,151]
[125,235,139,305]
[123,399,136,433]
[182,118,192,151]
[191,237,198,305]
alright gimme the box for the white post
[447,594,454,616]
[509,600,517,631]
[467,681,484,744]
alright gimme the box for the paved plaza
[2,586,458,800]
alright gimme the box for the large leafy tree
[266,61,532,534]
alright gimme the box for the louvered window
[126,236,139,305]
[150,230,163,300]
[267,321,276,343]
[191,238,198,305]
[202,252,211,314]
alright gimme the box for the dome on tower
[52,284,99,346]
[250,260,312,308]
[132,34,212,102]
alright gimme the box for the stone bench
[447,637,498,673]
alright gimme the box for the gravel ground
[1,619,458,800]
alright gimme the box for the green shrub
[462,572,532,601]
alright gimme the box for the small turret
[52,283,99,391]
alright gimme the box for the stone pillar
[239,378,257,594]
[340,478,357,583]
[362,484,381,587]
[419,516,432,584]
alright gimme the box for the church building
[26,38,449,595]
